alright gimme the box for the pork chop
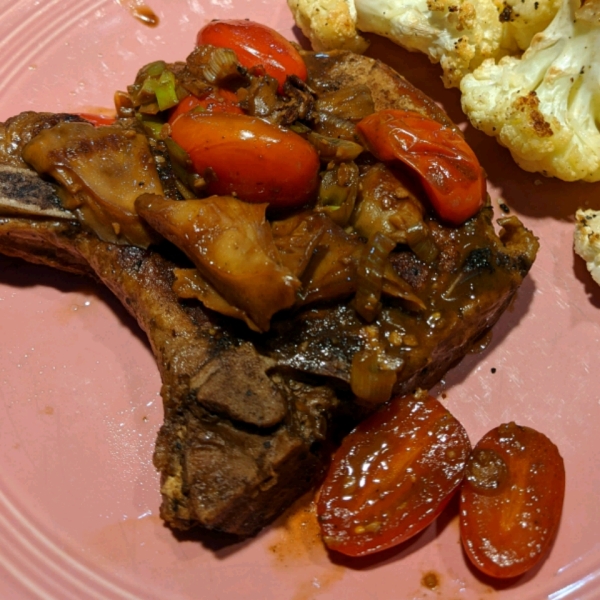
[0,50,538,536]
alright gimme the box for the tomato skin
[317,393,471,557]
[357,109,486,225]
[460,422,565,579]
[197,20,307,91]
[77,113,116,126]
[168,89,243,125]
[170,112,320,207]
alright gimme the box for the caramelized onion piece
[136,194,300,332]
[22,122,161,247]
[173,268,261,332]
[351,349,397,406]
[314,85,375,121]
[352,164,430,247]
[299,221,362,306]
[307,132,363,163]
[309,85,374,142]
[405,222,439,263]
[271,211,329,278]
[355,231,426,321]
[317,162,360,226]
[381,263,427,312]
[350,326,401,406]
[355,232,396,322]
[311,111,360,142]
[240,75,279,118]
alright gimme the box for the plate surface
[0,1,599,598]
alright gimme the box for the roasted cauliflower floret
[499,0,562,52]
[287,0,560,88]
[287,0,369,52]
[355,0,505,87]
[461,0,600,182]
[575,209,600,285]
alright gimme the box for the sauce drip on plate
[116,0,159,27]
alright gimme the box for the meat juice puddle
[269,493,464,599]
[268,495,346,596]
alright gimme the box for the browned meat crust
[0,51,538,537]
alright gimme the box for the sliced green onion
[139,118,164,139]
[155,69,179,111]
[164,137,206,196]
[140,76,159,96]
[144,60,167,78]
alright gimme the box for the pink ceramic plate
[0,0,598,598]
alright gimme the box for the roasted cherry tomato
[197,19,307,91]
[77,113,116,126]
[460,422,565,578]
[170,112,320,207]
[168,89,243,125]
[317,393,471,557]
[357,109,486,225]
